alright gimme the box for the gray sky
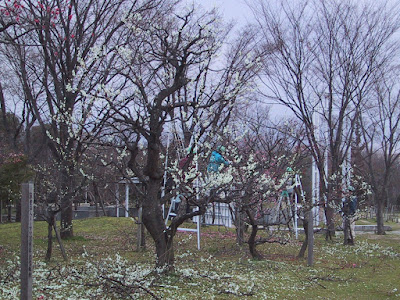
[195,0,291,119]
[196,0,252,24]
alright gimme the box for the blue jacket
[349,196,357,215]
[207,151,229,173]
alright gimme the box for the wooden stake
[21,181,34,300]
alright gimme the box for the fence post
[21,181,34,300]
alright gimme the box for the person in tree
[207,145,229,173]
[179,146,196,172]
[283,167,295,199]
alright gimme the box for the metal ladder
[163,129,201,249]
[165,194,201,249]
[278,174,304,238]
[173,131,186,161]
[293,174,305,238]
[165,195,183,224]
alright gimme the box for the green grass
[1,217,400,299]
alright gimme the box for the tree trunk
[234,207,245,245]
[248,223,262,259]
[60,200,73,239]
[298,216,308,258]
[142,179,174,270]
[15,200,21,222]
[60,170,74,239]
[93,182,106,216]
[325,205,335,241]
[95,200,99,217]
[7,202,12,222]
[376,196,386,235]
[54,219,67,260]
[45,217,54,261]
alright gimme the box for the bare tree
[251,0,400,240]
[360,67,400,234]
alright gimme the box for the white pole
[312,157,320,226]
[312,105,321,226]
[323,147,328,225]
[294,191,298,239]
[196,206,201,250]
[125,183,129,218]
[195,134,201,250]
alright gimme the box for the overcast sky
[193,0,292,119]
[196,0,292,118]
[195,0,252,25]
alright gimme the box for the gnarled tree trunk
[245,209,263,260]
[142,154,175,270]
[298,215,309,258]
[248,223,262,260]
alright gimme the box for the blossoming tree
[0,0,163,238]
[110,4,260,269]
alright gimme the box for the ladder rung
[177,228,197,232]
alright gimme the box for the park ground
[1,217,400,299]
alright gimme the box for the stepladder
[165,194,201,249]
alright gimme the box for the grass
[1,217,400,299]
